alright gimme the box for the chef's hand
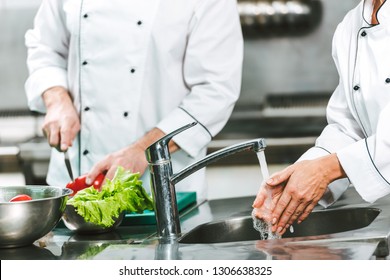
[86,127,179,185]
[42,86,80,152]
[265,154,346,236]
[252,181,284,223]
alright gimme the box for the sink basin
[179,207,381,244]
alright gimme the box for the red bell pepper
[93,173,105,190]
[66,173,106,196]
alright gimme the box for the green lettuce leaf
[67,167,154,227]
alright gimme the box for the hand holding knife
[42,127,105,194]
[42,127,74,181]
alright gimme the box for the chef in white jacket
[253,0,390,235]
[25,0,243,201]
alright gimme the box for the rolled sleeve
[25,66,68,112]
[157,107,211,158]
[156,0,243,158]
[24,0,69,113]
[337,138,390,203]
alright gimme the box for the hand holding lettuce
[67,166,153,227]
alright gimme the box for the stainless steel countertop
[1,187,389,260]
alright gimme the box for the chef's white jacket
[301,0,390,206]
[25,0,243,200]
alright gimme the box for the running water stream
[257,150,269,181]
[252,150,280,240]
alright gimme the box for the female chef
[25,0,243,201]
[253,0,390,235]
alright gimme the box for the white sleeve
[337,105,390,203]
[157,0,243,157]
[24,0,69,113]
[285,94,361,207]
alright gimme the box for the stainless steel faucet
[145,122,267,240]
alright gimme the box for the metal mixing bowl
[62,204,124,234]
[0,185,72,248]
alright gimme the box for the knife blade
[64,150,74,181]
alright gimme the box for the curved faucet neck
[171,138,266,185]
[145,123,266,240]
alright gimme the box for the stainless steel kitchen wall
[0,0,361,111]
[238,0,360,106]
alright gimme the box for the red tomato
[9,194,33,202]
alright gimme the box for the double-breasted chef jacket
[301,0,390,206]
[25,0,244,200]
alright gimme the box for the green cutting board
[121,191,197,226]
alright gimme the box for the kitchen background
[0,0,360,199]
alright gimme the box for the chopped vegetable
[92,173,105,189]
[9,194,33,202]
[67,167,154,227]
[66,173,105,196]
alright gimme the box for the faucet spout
[171,138,266,185]
[145,123,267,240]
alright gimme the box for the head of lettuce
[67,166,154,227]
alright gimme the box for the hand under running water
[252,181,284,240]
[252,181,284,223]
[254,154,345,236]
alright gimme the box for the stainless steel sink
[179,207,381,244]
